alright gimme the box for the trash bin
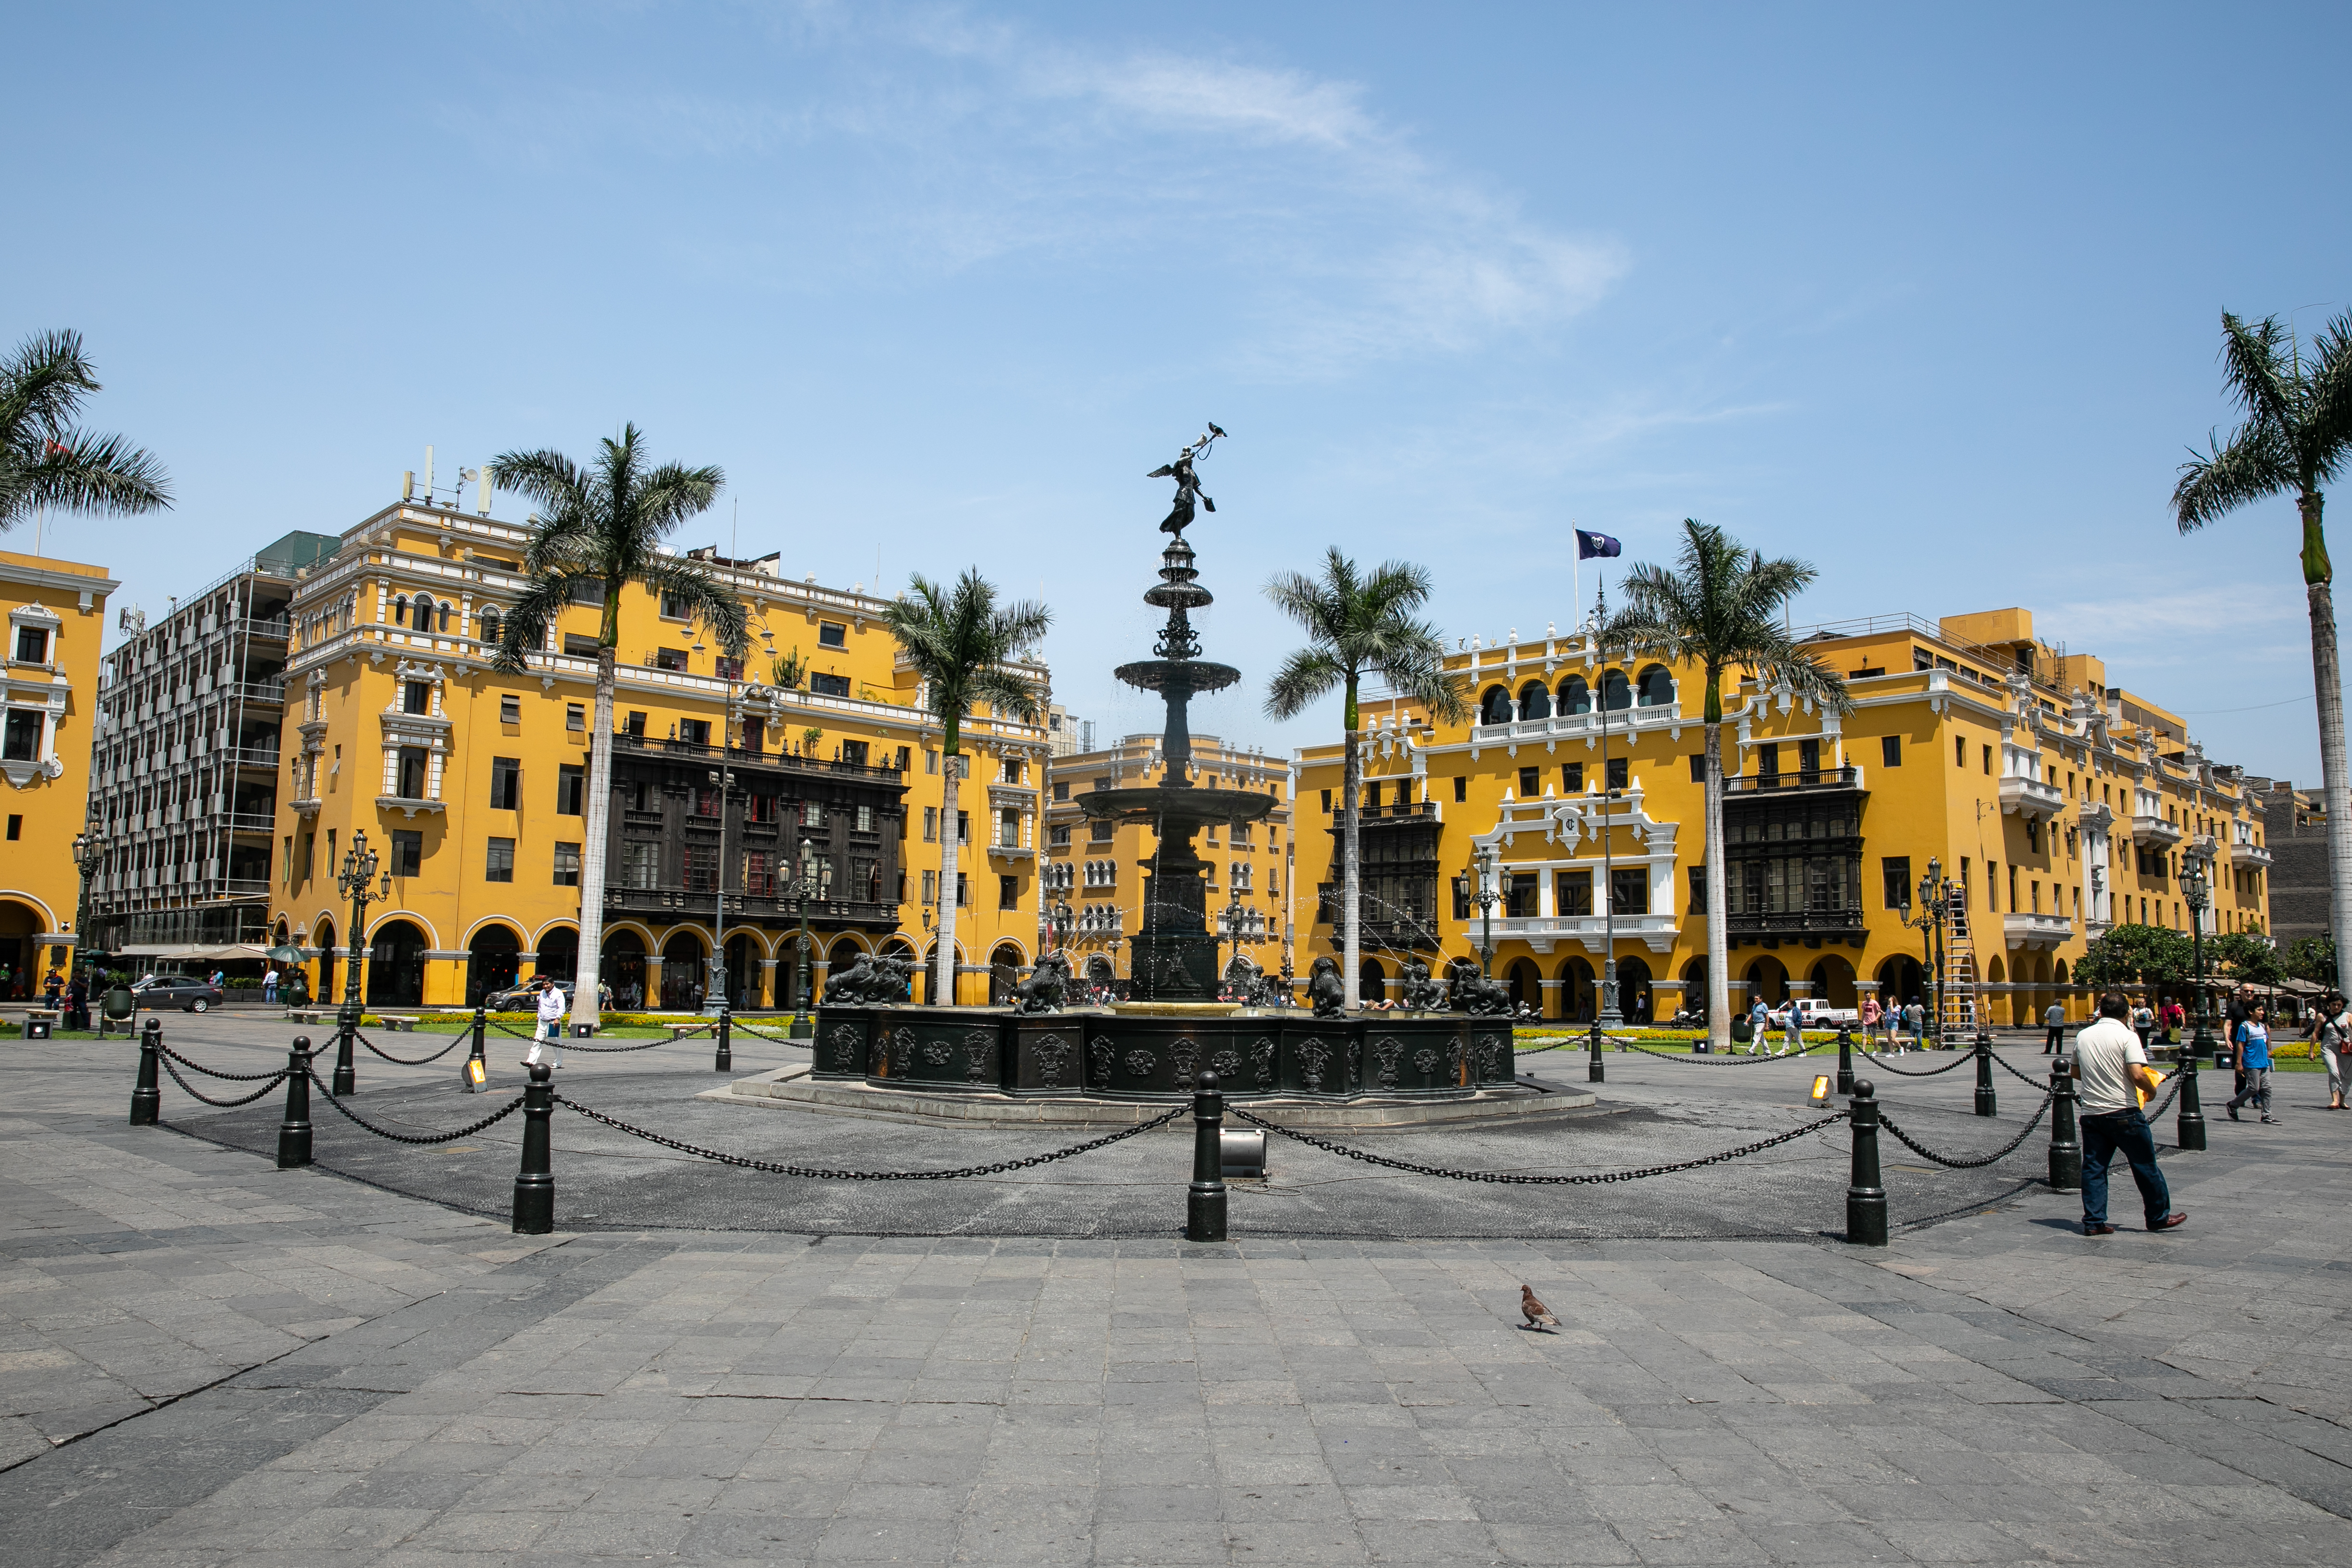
[1731,1016,1753,1045]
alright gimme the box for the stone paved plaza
[2,1018,2348,1566]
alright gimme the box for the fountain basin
[813,1005,1520,1100]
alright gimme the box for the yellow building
[0,549,117,996]
[1292,607,2273,1026]
[1041,733,1292,989]
[267,496,1051,1010]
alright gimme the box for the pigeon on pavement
[1520,1286,1559,1332]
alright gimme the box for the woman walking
[2317,992,2351,1111]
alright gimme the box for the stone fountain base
[809,1004,1523,1101]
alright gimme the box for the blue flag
[1576,529,1621,561]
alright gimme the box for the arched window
[1601,669,1632,711]
[1479,686,1513,725]
[1558,675,1591,716]
[1517,680,1552,721]
[478,607,501,645]
[391,595,408,627]
[413,594,435,632]
[1636,665,1674,708]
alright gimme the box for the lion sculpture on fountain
[822,953,914,1006]
[1307,955,1348,1018]
[1010,951,1073,1015]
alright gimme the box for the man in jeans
[2073,990,2187,1236]
[2042,1000,2066,1054]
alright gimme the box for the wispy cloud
[439,6,1625,374]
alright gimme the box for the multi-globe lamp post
[70,829,101,993]
[787,867,820,1038]
[2183,853,2218,1062]
[333,830,393,1096]
[1471,843,1501,982]
[1915,857,1953,1048]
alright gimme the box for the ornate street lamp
[333,829,393,1095]
[1915,857,1951,1049]
[70,829,101,985]
[1219,893,1247,990]
[1471,843,1502,980]
[787,868,819,1038]
[2183,854,2218,1060]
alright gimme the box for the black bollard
[130,1017,162,1126]
[1588,1023,1605,1084]
[1973,1032,1997,1118]
[463,1007,488,1092]
[1186,1070,1228,1242]
[2175,1055,2207,1152]
[512,1062,554,1235]
[715,1006,732,1074]
[2048,1057,2081,1191]
[332,1011,357,1098]
[1846,1078,1887,1246]
[278,1038,314,1169]
[1836,1022,1855,1098]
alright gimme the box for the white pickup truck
[1762,997,1861,1031]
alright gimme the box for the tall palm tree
[882,569,1052,1006]
[489,425,747,1028]
[1612,520,1848,1051]
[1,329,172,532]
[2175,310,2352,990]
[1265,549,1467,1012]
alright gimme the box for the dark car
[484,981,571,1013]
[130,976,227,1013]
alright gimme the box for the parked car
[130,975,227,1013]
[1764,996,1859,1031]
[483,981,571,1013]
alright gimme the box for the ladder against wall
[1941,886,1981,1039]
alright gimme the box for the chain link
[161,1057,290,1108]
[1853,1045,1974,1077]
[356,1029,470,1066]
[1876,1093,2052,1169]
[1991,1051,2055,1088]
[156,1041,292,1082]
[1621,1040,1796,1067]
[551,1094,1186,1179]
[728,1021,802,1045]
[305,1070,527,1144]
[2143,1067,2188,1120]
[1228,1105,1848,1184]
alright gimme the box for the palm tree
[489,425,747,1028]
[1,329,172,533]
[882,569,1052,1006]
[2174,310,2352,993]
[1265,549,1468,1013]
[1612,520,1848,1051]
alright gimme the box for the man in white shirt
[2073,991,2186,1236]
[524,977,567,1070]
[2042,1001,2065,1054]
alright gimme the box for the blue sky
[10,1,2347,781]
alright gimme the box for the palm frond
[491,571,586,673]
[1611,518,1848,712]
[0,329,99,437]
[638,556,750,659]
[2174,427,2292,532]
[4,429,171,527]
[1264,647,1348,721]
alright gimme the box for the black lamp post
[70,829,101,991]
[2184,856,2218,1062]
[1916,857,1952,1048]
[787,869,818,1038]
[1220,893,1247,990]
[333,829,392,1095]
[1051,897,1073,958]
[1471,843,1501,980]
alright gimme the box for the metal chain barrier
[1229,1105,1848,1184]
[2143,1067,2188,1120]
[490,1020,539,1039]
[728,1021,803,1045]
[1878,1093,2052,1169]
[356,1028,470,1067]
[1620,1040,1797,1066]
[1991,1051,2056,1088]
[1853,1045,1974,1077]
[554,1036,674,1054]
[157,1042,291,1082]
[306,1070,527,1144]
[552,1094,1186,1180]
[160,1057,290,1108]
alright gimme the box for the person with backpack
[2225,1004,2276,1124]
